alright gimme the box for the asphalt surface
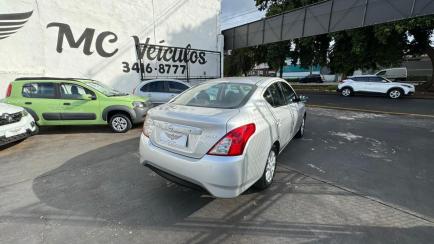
[281,107,434,220]
[304,93,434,116]
[1,107,434,243]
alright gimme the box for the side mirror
[81,94,95,100]
[293,95,308,103]
[300,95,308,102]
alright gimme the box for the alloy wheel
[112,117,128,132]
[389,90,401,99]
[342,88,351,96]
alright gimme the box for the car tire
[341,87,353,97]
[109,114,132,133]
[295,116,306,138]
[388,88,402,99]
[254,146,277,190]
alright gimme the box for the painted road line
[308,104,434,118]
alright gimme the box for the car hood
[0,103,23,115]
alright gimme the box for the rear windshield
[171,82,256,109]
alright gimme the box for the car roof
[210,76,278,86]
[349,75,379,78]
[13,77,95,84]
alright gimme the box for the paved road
[304,93,434,116]
[1,108,434,243]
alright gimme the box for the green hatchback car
[5,77,151,133]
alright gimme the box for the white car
[0,103,38,146]
[337,75,415,99]
[139,77,307,198]
[133,79,191,104]
[376,67,407,81]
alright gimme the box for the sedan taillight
[6,83,12,97]
[142,116,154,137]
[207,123,256,156]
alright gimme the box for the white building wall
[0,0,222,98]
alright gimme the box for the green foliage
[224,48,256,76]
[329,27,407,76]
[265,41,291,77]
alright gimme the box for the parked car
[299,74,324,83]
[5,77,151,133]
[139,77,307,198]
[337,75,415,99]
[133,79,191,104]
[0,102,38,146]
[376,67,407,81]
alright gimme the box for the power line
[221,8,261,21]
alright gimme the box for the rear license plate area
[159,130,188,148]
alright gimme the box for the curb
[307,104,434,118]
[298,91,434,100]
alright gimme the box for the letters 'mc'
[47,22,118,58]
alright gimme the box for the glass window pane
[369,77,382,82]
[168,81,189,93]
[148,81,166,93]
[22,83,56,98]
[60,83,95,99]
[264,83,285,107]
[172,82,255,109]
[141,84,150,92]
[280,82,296,103]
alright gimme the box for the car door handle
[63,102,71,105]
[25,102,32,105]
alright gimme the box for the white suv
[337,75,415,99]
[0,103,38,146]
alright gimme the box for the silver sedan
[139,77,307,198]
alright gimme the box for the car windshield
[171,82,256,109]
[85,81,128,97]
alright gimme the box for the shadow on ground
[30,138,211,226]
[37,125,143,135]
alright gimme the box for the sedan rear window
[171,82,256,109]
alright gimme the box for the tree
[382,17,434,90]
[329,26,406,78]
[265,41,291,77]
[224,48,256,76]
[292,35,331,71]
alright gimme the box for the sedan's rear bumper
[139,134,248,198]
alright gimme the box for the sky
[221,0,265,30]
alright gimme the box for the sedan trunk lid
[148,104,239,158]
